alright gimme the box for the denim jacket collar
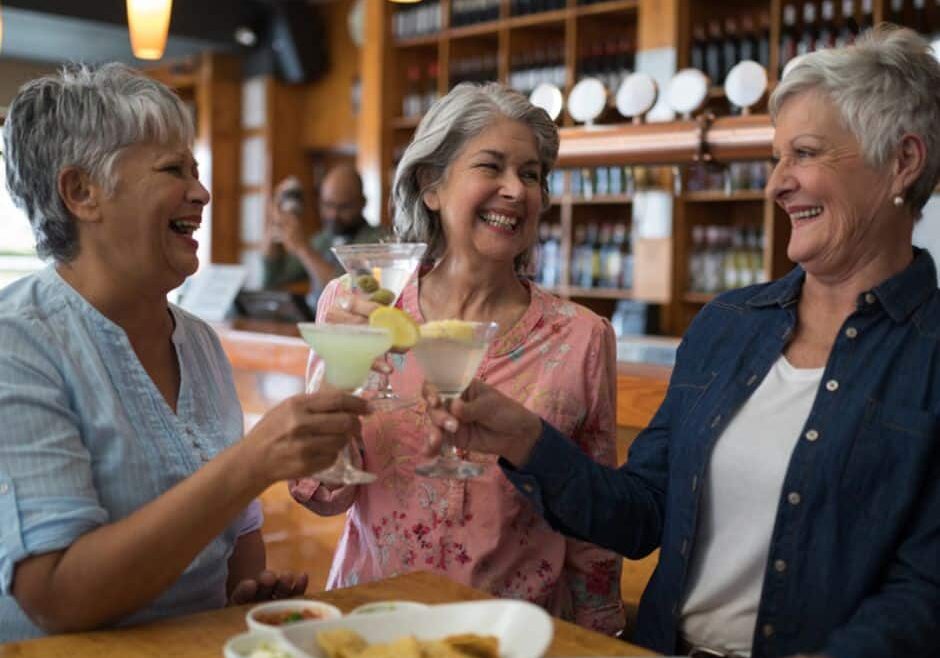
[744,247,935,322]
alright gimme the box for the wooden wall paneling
[769,0,782,84]
[196,53,242,264]
[267,79,318,234]
[637,0,678,51]
[303,0,360,151]
[358,0,393,227]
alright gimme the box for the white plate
[615,72,658,120]
[529,83,564,121]
[238,600,554,658]
[666,68,709,118]
[348,600,430,616]
[567,78,608,124]
[724,60,768,110]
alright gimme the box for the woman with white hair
[424,26,940,658]
[290,82,625,636]
[0,63,368,640]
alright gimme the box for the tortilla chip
[316,628,368,658]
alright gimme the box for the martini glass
[331,242,427,410]
[298,322,394,485]
[412,320,500,479]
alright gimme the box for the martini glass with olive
[331,243,427,410]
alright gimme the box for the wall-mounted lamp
[126,0,173,60]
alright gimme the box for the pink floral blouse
[290,275,625,635]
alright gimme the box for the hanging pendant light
[126,0,173,60]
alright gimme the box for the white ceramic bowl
[246,599,343,632]
[348,600,430,616]
[223,630,298,658]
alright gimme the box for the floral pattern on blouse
[290,274,625,635]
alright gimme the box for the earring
[893,195,904,207]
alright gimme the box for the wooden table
[0,572,656,657]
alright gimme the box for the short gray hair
[770,25,940,217]
[392,82,559,274]
[3,62,194,262]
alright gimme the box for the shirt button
[711,415,722,428]
[825,379,839,392]
[865,292,876,304]
[0,483,8,494]
[763,624,775,638]
[787,491,801,505]
[845,327,858,339]
[681,539,689,557]
[805,429,819,442]
[746,374,758,386]
[691,475,699,492]
[774,559,787,572]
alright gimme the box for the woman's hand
[229,570,309,605]
[424,380,543,467]
[242,390,369,486]
[322,290,380,325]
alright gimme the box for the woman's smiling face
[767,90,896,277]
[423,117,544,268]
[87,141,209,291]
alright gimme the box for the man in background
[262,164,384,306]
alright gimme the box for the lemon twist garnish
[368,307,420,349]
[418,320,476,343]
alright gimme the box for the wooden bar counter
[0,572,657,658]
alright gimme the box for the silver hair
[392,82,560,275]
[770,25,940,217]
[3,62,194,262]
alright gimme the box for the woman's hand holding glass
[423,380,543,468]
[241,390,368,485]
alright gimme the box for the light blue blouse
[0,266,262,641]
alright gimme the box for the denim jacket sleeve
[500,336,692,560]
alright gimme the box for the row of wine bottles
[534,222,635,290]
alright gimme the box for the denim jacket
[504,248,940,658]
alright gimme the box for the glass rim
[297,322,392,337]
[331,242,428,257]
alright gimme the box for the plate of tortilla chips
[225,600,553,658]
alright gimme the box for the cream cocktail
[412,320,499,479]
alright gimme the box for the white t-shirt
[679,355,823,656]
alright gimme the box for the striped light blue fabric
[0,266,262,641]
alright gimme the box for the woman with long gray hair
[425,26,940,658]
[0,63,368,640]
[290,83,626,636]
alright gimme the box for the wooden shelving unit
[358,0,909,335]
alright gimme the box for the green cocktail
[297,323,393,485]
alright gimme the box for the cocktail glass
[298,322,394,485]
[331,242,427,410]
[412,320,500,479]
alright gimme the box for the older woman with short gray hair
[423,27,940,658]
[291,82,626,636]
[0,63,368,640]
